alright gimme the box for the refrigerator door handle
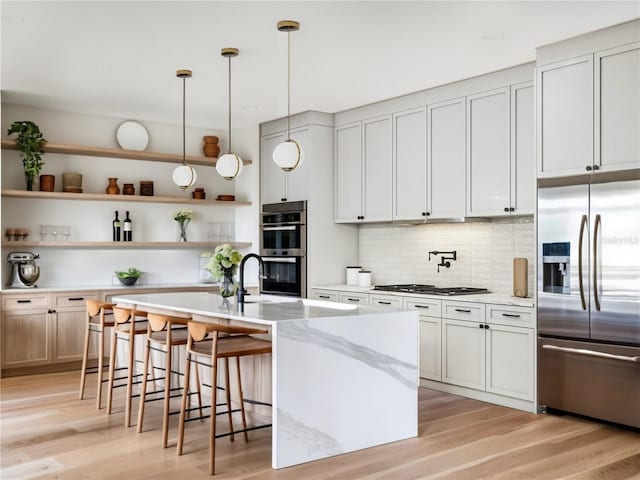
[542,344,640,363]
[593,213,602,312]
[578,214,588,311]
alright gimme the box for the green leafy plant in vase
[173,209,193,242]
[7,121,46,191]
[204,243,243,297]
[115,268,143,286]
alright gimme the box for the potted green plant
[7,120,46,191]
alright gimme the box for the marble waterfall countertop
[112,292,419,470]
[315,284,536,308]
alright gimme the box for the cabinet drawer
[52,292,99,308]
[405,298,442,317]
[486,304,534,328]
[442,300,485,322]
[370,294,403,309]
[2,294,49,311]
[339,292,369,305]
[311,290,339,302]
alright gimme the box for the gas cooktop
[373,284,489,296]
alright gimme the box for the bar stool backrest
[86,299,112,318]
[147,313,190,332]
[187,321,268,342]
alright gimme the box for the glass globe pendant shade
[273,139,303,172]
[172,164,197,189]
[216,153,244,180]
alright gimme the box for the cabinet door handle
[504,207,509,212]
[484,324,490,329]
[68,297,85,301]
[478,324,484,329]
[415,305,430,309]
[586,165,593,171]
[281,198,287,202]
[454,308,471,313]
[501,313,521,318]
[318,295,330,299]
[346,298,360,302]
[377,301,392,305]
[17,299,32,303]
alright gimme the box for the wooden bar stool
[177,320,272,476]
[78,300,115,409]
[105,306,150,427]
[137,312,202,449]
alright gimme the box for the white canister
[358,270,372,288]
[346,266,361,286]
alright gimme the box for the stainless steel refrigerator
[537,173,640,428]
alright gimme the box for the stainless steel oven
[260,201,307,297]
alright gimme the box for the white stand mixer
[7,252,40,288]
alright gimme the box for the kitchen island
[113,292,418,469]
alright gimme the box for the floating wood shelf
[0,138,252,167]
[1,189,252,207]
[1,241,252,249]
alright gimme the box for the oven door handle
[261,225,298,231]
[542,344,639,363]
[262,257,298,263]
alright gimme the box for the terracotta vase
[122,183,135,195]
[203,135,220,158]
[39,174,55,192]
[106,177,120,195]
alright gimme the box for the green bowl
[117,276,139,286]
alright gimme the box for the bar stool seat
[79,300,115,409]
[177,320,272,476]
[106,307,150,427]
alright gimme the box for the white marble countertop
[313,284,536,308]
[113,292,403,326]
[0,282,218,294]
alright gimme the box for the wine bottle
[112,211,121,241]
[123,211,132,242]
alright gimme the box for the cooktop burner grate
[373,284,489,296]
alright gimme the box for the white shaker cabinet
[536,55,594,177]
[595,42,640,172]
[428,97,467,219]
[393,107,428,221]
[442,317,486,390]
[406,298,443,382]
[335,122,363,223]
[510,82,535,215]
[466,87,511,217]
[362,115,393,222]
[260,127,310,204]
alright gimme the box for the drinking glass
[50,224,59,241]
[62,225,72,241]
[39,224,48,241]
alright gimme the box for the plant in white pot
[7,120,46,191]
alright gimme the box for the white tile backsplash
[358,217,535,296]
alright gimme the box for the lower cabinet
[442,314,534,401]
[310,289,339,302]
[2,309,50,368]
[419,317,442,382]
[338,291,369,305]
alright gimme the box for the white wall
[358,217,535,296]
[1,104,260,288]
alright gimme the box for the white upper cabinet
[511,82,535,215]
[393,107,427,221]
[363,115,393,222]
[595,42,640,172]
[428,97,466,219]
[466,87,511,217]
[260,128,310,204]
[260,132,287,205]
[537,55,594,177]
[335,122,363,222]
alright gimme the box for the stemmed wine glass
[39,224,48,241]
[62,225,71,241]
[50,224,59,241]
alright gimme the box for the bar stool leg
[137,338,151,433]
[177,350,192,456]
[225,357,234,442]
[194,362,203,419]
[106,327,118,414]
[97,326,106,409]
[236,356,249,442]
[79,322,91,400]
[162,331,173,448]
[125,327,136,427]
[209,332,219,476]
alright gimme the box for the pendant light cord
[182,76,186,165]
[228,55,232,154]
[287,30,291,141]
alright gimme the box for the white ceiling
[2,1,639,130]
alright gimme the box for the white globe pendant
[273,139,303,172]
[172,164,197,189]
[216,153,244,180]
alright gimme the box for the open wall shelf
[1,241,252,249]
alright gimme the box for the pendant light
[273,19,304,172]
[172,69,198,189]
[216,47,244,180]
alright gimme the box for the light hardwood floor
[1,370,639,479]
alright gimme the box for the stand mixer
[7,252,40,288]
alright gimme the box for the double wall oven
[260,201,307,297]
